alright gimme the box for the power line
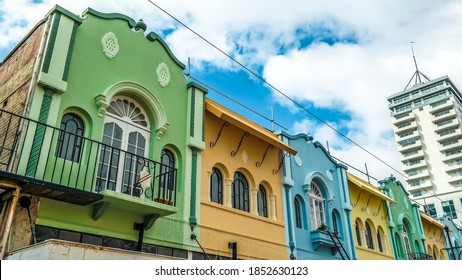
[147,0,406,178]
[146,0,462,218]
[189,75,288,130]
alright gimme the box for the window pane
[294,198,302,229]
[210,168,223,204]
[232,172,249,212]
[441,200,457,219]
[55,114,84,162]
[257,185,268,218]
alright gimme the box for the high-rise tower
[387,64,462,227]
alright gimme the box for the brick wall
[0,22,45,115]
[0,22,46,172]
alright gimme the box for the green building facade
[379,176,429,260]
[2,6,207,258]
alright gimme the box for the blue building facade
[439,215,462,260]
[279,133,355,260]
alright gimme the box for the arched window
[377,227,384,252]
[210,167,223,204]
[257,185,268,218]
[365,222,374,249]
[97,98,150,196]
[309,181,325,230]
[294,197,302,229]
[355,220,362,246]
[332,210,342,236]
[160,149,175,191]
[232,172,249,212]
[402,224,412,259]
[56,113,84,162]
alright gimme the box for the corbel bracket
[273,152,290,174]
[231,131,249,157]
[256,144,274,167]
[210,121,229,148]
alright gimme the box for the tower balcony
[448,173,462,184]
[407,170,431,181]
[406,179,433,190]
[446,162,462,172]
[393,113,415,126]
[398,140,422,153]
[397,130,419,142]
[437,128,462,143]
[402,160,428,172]
[0,109,177,219]
[434,119,459,133]
[432,109,457,123]
[443,150,462,162]
[400,149,425,162]
[440,139,462,152]
[429,99,453,113]
[394,121,418,134]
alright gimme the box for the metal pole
[444,226,456,260]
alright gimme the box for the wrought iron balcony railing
[0,109,177,206]
[406,252,434,260]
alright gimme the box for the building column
[250,188,258,215]
[224,179,233,207]
[25,86,56,177]
[269,194,277,221]
[189,148,198,227]
[206,170,212,201]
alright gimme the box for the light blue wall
[279,132,354,260]
[439,215,462,260]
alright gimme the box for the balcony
[407,180,433,190]
[437,128,462,143]
[429,100,453,113]
[403,160,428,172]
[448,173,462,184]
[406,253,433,260]
[446,161,462,172]
[407,170,430,180]
[0,109,177,217]
[434,119,459,133]
[397,130,419,142]
[310,230,341,255]
[394,121,418,134]
[443,150,462,162]
[440,139,462,152]
[398,140,423,153]
[432,109,457,123]
[393,113,415,126]
[400,149,425,162]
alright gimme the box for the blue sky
[2,0,462,183]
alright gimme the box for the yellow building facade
[348,173,395,260]
[198,99,296,259]
[420,212,447,260]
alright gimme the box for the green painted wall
[26,6,205,252]
[379,176,426,260]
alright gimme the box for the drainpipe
[0,186,21,259]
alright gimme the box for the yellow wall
[348,175,394,260]
[199,111,287,259]
[421,214,447,260]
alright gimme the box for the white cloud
[2,0,462,184]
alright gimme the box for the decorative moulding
[101,32,119,59]
[95,81,170,140]
[156,63,170,88]
[294,155,302,167]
